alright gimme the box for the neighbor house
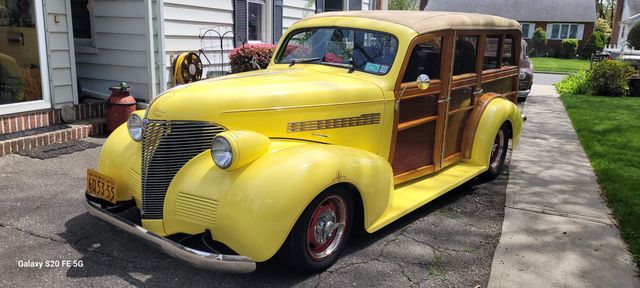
[611,0,640,49]
[0,0,375,156]
[423,0,597,53]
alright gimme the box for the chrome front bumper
[85,200,256,273]
[518,89,530,97]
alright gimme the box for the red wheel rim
[306,195,348,261]
[490,128,506,169]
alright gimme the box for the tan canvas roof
[306,11,521,34]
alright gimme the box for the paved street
[0,139,508,286]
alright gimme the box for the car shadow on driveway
[58,165,509,287]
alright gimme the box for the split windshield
[275,28,398,75]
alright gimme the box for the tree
[388,0,418,10]
[581,31,605,59]
[531,27,547,56]
[628,23,640,50]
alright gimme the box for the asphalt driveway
[0,136,510,287]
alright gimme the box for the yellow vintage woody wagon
[86,11,523,273]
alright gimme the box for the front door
[390,32,452,183]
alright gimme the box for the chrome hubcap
[314,210,341,244]
[306,195,347,261]
[490,129,505,169]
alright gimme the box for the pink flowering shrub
[229,44,276,73]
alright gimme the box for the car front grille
[519,78,531,90]
[141,120,226,219]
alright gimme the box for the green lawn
[561,94,640,265]
[530,57,590,74]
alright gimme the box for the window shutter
[349,0,362,10]
[528,24,535,39]
[273,0,283,43]
[233,0,248,47]
[316,0,324,13]
[577,24,585,40]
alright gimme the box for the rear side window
[484,35,501,69]
[502,35,515,65]
[453,36,478,75]
[402,37,442,83]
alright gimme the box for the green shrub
[531,27,547,56]
[555,70,591,95]
[560,39,579,59]
[589,60,636,96]
[627,22,640,49]
[580,31,605,59]
[387,0,417,10]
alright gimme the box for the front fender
[97,121,141,204]
[466,97,522,167]
[163,141,394,262]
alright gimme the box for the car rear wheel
[280,188,353,273]
[482,124,509,180]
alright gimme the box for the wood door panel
[392,121,436,175]
[444,110,471,158]
[398,94,439,123]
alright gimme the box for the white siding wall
[283,0,315,33]
[160,0,234,90]
[74,0,152,100]
[44,0,78,107]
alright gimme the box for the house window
[322,0,361,11]
[70,0,94,46]
[248,1,266,42]
[549,23,582,40]
[324,0,344,11]
[520,22,533,39]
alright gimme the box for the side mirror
[417,74,430,90]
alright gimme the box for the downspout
[157,0,167,93]
[143,0,157,102]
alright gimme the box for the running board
[368,162,487,232]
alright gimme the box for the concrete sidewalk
[488,84,640,287]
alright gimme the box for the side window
[453,36,478,75]
[502,35,515,66]
[483,35,501,70]
[402,37,442,83]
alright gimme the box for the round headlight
[211,136,233,169]
[519,71,527,80]
[127,114,144,141]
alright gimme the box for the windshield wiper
[289,57,321,67]
[321,58,356,73]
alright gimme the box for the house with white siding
[0,0,374,119]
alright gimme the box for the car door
[390,32,453,183]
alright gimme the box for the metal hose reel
[172,52,203,85]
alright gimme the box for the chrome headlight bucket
[127,114,145,141]
[211,136,233,169]
[519,71,527,80]
[210,131,270,170]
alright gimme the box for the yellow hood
[146,67,387,152]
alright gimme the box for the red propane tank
[107,82,137,132]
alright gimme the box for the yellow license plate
[86,169,117,204]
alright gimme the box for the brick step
[76,117,107,137]
[0,101,106,135]
[0,125,93,157]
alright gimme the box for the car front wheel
[280,188,354,273]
